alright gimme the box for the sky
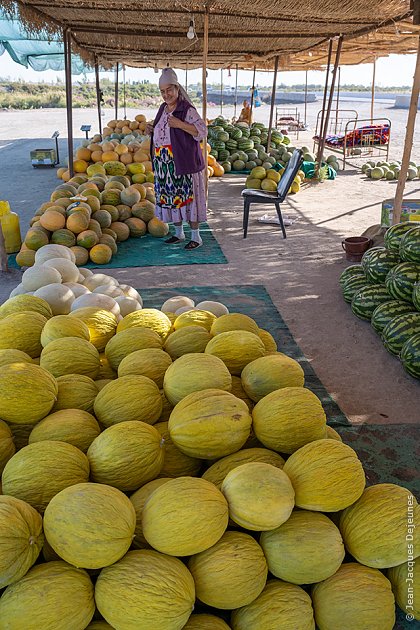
[0,51,417,89]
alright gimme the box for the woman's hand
[146,122,154,135]
[167,114,185,130]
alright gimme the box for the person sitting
[238,100,252,125]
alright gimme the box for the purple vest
[152,98,205,176]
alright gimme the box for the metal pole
[393,36,420,223]
[94,56,102,135]
[114,64,119,120]
[266,56,279,153]
[123,64,127,119]
[220,68,223,115]
[316,36,343,176]
[202,6,209,193]
[249,65,256,120]
[335,66,341,133]
[315,39,333,172]
[304,69,308,126]
[63,28,74,178]
[185,63,188,91]
[371,57,376,123]
[234,63,238,120]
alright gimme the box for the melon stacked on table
[0,268,418,629]
[340,221,420,379]
[16,166,168,268]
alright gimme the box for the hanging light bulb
[154,63,159,74]
[187,18,196,40]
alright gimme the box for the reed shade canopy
[2,0,420,71]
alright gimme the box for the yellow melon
[231,579,315,630]
[173,310,216,332]
[388,561,420,621]
[76,147,92,162]
[142,477,228,556]
[169,389,251,459]
[283,439,366,512]
[2,441,90,512]
[118,348,172,388]
[28,409,100,452]
[183,615,231,630]
[93,375,162,427]
[260,510,345,584]
[129,478,172,548]
[163,325,212,359]
[202,447,285,489]
[312,563,395,630]
[0,349,33,369]
[205,330,265,375]
[210,313,259,336]
[43,482,136,569]
[52,374,98,413]
[0,362,58,425]
[40,336,100,379]
[258,328,277,352]
[40,314,90,347]
[163,353,232,406]
[66,211,90,234]
[158,389,173,422]
[0,311,47,358]
[95,549,195,630]
[0,561,95,630]
[95,378,113,391]
[98,353,117,380]
[154,421,201,478]
[69,307,117,352]
[105,327,162,370]
[117,308,172,340]
[229,374,254,410]
[7,423,33,451]
[0,419,15,474]
[0,495,44,588]
[87,421,165,491]
[339,483,420,569]
[325,425,343,441]
[241,353,305,401]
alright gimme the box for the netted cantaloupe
[67,211,90,234]
[0,419,15,473]
[117,308,172,340]
[0,311,47,358]
[0,363,58,424]
[221,462,294,530]
[154,421,201,478]
[163,353,232,406]
[0,561,95,630]
[205,330,266,375]
[260,510,345,584]
[210,312,259,336]
[183,614,230,629]
[173,309,216,332]
[94,375,162,427]
[87,421,164,491]
[142,476,228,556]
[147,217,169,237]
[40,336,100,379]
[28,409,100,453]
[130,478,172,548]
[258,328,277,352]
[70,307,118,352]
[202,447,285,489]
[189,530,267,610]
[43,482,136,569]
[0,495,44,588]
[118,348,172,388]
[71,245,90,266]
[40,314,90,347]
[231,579,315,630]
[2,441,90,512]
[388,561,420,620]
[132,200,155,222]
[312,562,395,630]
[169,389,251,459]
[241,354,305,402]
[95,549,195,630]
[283,439,366,512]
[110,221,130,241]
[339,483,420,569]
[252,387,327,454]
[52,373,98,413]
[163,325,211,359]
[230,374,254,410]
[0,294,52,321]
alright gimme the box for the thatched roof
[3,1,419,71]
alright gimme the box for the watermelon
[363,249,400,284]
[384,222,419,252]
[413,283,420,311]
[230,128,242,140]
[371,300,415,334]
[232,160,246,171]
[399,226,420,263]
[385,262,420,303]
[400,332,420,378]
[381,312,420,356]
[361,247,387,271]
[351,286,393,321]
[217,131,229,142]
[342,276,370,303]
[339,266,366,289]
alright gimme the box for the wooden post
[220,68,223,115]
[335,66,341,133]
[123,64,127,119]
[249,65,256,119]
[266,56,279,154]
[393,36,420,223]
[315,39,334,174]
[0,221,8,272]
[114,64,119,120]
[371,57,376,123]
[94,56,102,135]
[304,69,308,126]
[234,63,239,119]
[63,28,74,178]
[185,63,188,91]
[202,6,209,193]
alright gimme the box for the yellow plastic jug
[0,201,22,254]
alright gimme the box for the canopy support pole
[315,39,334,175]
[250,65,256,120]
[393,36,420,224]
[304,69,308,126]
[220,68,223,115]
[316,36,342,176]
[371,57,376,123]
[0,223,7,272]
[266,56,279,154]
[185,63,188,91]
[335,65,341,133]
[114,64,119,120]
[64,27,74,178]
[94,56,102,136]
[202,6,209,194]
[123,64,127,119]
[234,63,239,120]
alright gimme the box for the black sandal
[184,240,202,250]
[165,236,184,244]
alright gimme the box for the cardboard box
[381,198,420,227]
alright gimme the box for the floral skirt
[153,145,193,211]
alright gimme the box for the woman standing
[147,68,207,250]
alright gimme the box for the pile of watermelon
[340,222,420,379]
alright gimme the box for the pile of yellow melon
[0,283,418,629]
[245,164,304,194]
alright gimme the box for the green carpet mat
[8,222,227,270]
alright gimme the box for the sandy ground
[1,103,420,428]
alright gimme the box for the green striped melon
[371,300,415,334]
[363,249,400,284]
[381,312,420,356]
[361,247,387,271]
[339,265,365,289]
[351,286,392,321]
[399,225,420,263]
[384,222,419,252]
[385,262,420,303]
[400,332,420,378]
[413,283,420,310]
[342,276,370,304]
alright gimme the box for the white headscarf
[159,67,193,105]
